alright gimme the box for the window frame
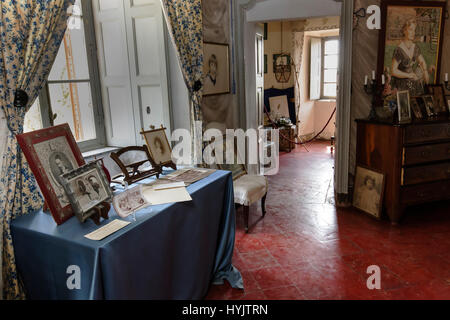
[38,0,106,152]
[321,36,339,100]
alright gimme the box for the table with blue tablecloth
[11,170,243,300]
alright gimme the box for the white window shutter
[310,37,322,100]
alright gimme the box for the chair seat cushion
[233,175,268,206]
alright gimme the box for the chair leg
[261,193,267,217]
[243,206,250,233]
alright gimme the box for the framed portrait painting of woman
[377,1,446,103]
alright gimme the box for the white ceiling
[246,0,342,22]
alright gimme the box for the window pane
[49,82,97,142]
[24,99,43,132]
[324,69,337,83]
[324,54,338,69]
[323,83,337,97]
[324,40,339,55]
[49,20,90,81]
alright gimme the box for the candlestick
[364,75,368,86]
[372,70,376,80]
[363,77,383,120]
[382,74,385,85]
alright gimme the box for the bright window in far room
[24,0,105,152]
[321,37,339,99]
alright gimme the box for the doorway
[234,0,353,197]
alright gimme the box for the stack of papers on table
[142,182,192,205]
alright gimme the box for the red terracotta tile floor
[205,141,450,300]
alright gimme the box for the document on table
[142,181,192,205]
[85,219,131,241]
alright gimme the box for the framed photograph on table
[410,97,423,119]
[397,90,411,123]
[203,42,230,96]
[141,127,176,169]
[422,95,437,117]
[377,1,446,102]
[353,166,385,220]
[60,161,113,223]
[17,123,85,225]
[426,84,448,113]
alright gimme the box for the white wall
[298,28,339,139]
[167,36,190,132]
[264,21,295,90]
[314,100,336,139]
[247,0,341,22]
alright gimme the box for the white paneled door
[92,0,171,147]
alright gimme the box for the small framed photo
[426,84,448,113]
[422,95,436,117]
[397,90,411,123]
[141,127,174,167]
[17,123,85,225]
[353,166,385,219]
[203,42,230,96]
[112,185,150,219]
[410,97,423,119]
[60,161,113,223]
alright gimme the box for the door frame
[233,0,353,196]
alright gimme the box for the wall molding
[334,0,353,196]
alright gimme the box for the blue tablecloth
[11,170,243,300]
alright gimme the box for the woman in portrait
[390,18,430,96]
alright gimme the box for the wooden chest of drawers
[356,117,450,224]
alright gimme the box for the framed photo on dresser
[397,90,411,123]
[16,123,86,225]
[426,84,448,114]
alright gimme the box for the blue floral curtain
[0,0,74,300]
[160,0,204,163]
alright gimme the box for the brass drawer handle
[420,129,431,137]
[421,151,431,158]
[417,192,425,198]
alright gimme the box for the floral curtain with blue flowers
[0,0,74,300]
[160,0,204,163]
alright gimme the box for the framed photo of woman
[422,95,437,117]
[426,84,448,113]
[141,127,176,169]
[16,124,86,225]
[397,90,412,123]
[377,1,446,103]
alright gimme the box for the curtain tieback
[14,89,29,108]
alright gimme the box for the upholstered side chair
[206,135,269,233]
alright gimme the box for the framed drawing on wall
[377,1,446,103]
[203,42,230,96]
[17,123,86,225]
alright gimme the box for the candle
[364,75,368,86]
[372,70,376,80]
[445,73,449,82]
[382,74,385,85]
